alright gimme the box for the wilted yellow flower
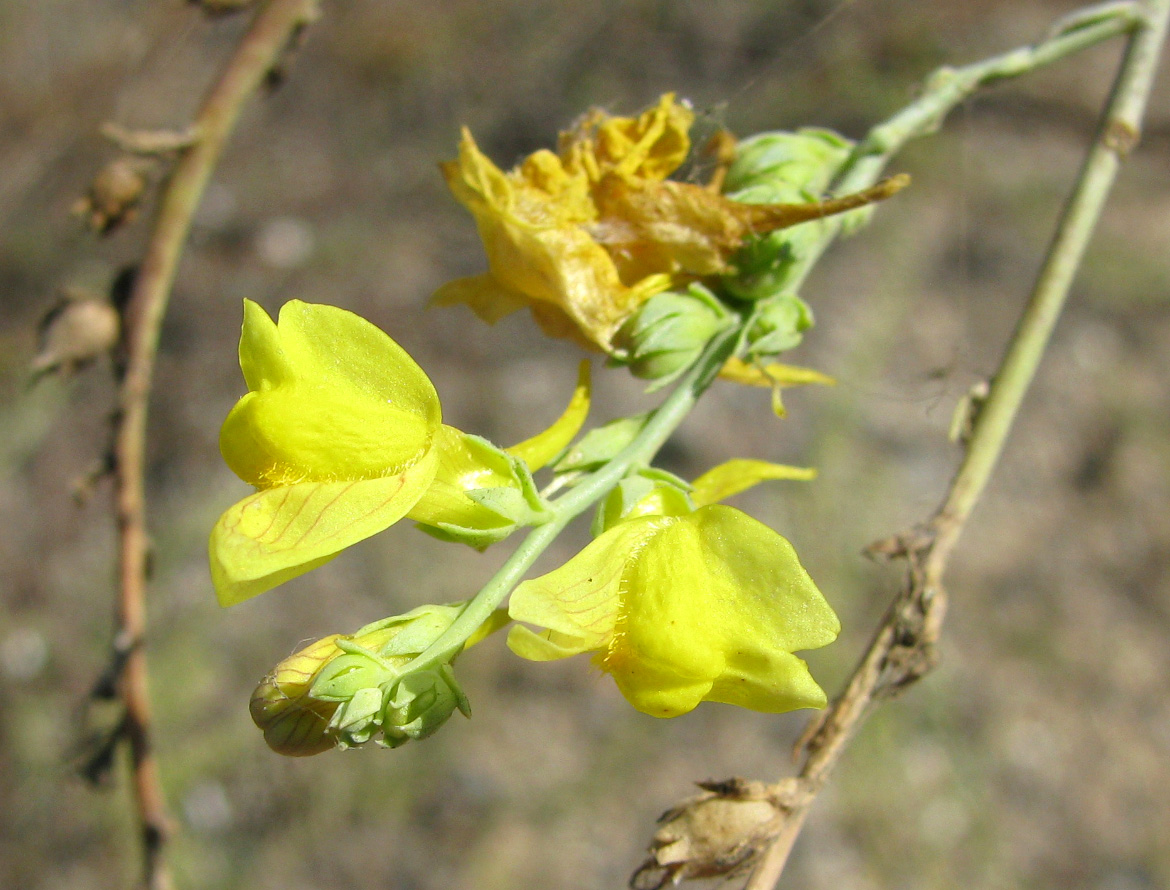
[507,504,839,718]
[436,93,906,354]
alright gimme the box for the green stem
[928,0,1170,572]
[745,1,1170,886]
[787,0,1140,294]
[404,323,741,671]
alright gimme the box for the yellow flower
[211,300,443,606]
[211,302,589,604]
[436,93,907,355]
[507,504,839,718]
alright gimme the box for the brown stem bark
[110,3,319,887]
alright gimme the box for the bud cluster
[249,604,472,756]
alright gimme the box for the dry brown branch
[106,2,320,887]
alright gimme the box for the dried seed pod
[28,289,121,385]
[72,159,149,234]
[631,779,784,889]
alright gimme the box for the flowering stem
[744,1,1168,887]
[405,322,742,672]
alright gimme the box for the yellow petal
[221,386,433,488]
[222,301,441,488]
[506,518,661,659]
[259,300,439,424]
[211,448,439,606]
[506,361,591,471]
[238,298,290,391]
[602,505,839,717]
[705,649,828,712]
[689,459,816,508]
[720,358,836,413]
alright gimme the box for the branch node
[1103,116,1141,154]
[100,122,202,156]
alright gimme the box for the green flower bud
[724,129,852,202]
[743,293,815,360]
[381,664,471,748]
[612,287,728,387]
[251,603,484,756]
[721,129,853,302]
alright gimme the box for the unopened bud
[612,288,727,386]
[743,293,814,360]
[725,129,852,204]
[381,664,470,747]
[251,604,484,756]
[721,129,852,302]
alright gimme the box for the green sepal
[742,293,815,361]
[412,431,551,549]
[328,687,385,747]
[592,468,695,536]
[381,664,470,746]
[372,604,462,656]
[308,648,396,702]
[552,412,652,474]
[610,285,729,389]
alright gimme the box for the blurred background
[2,1,1169,888]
